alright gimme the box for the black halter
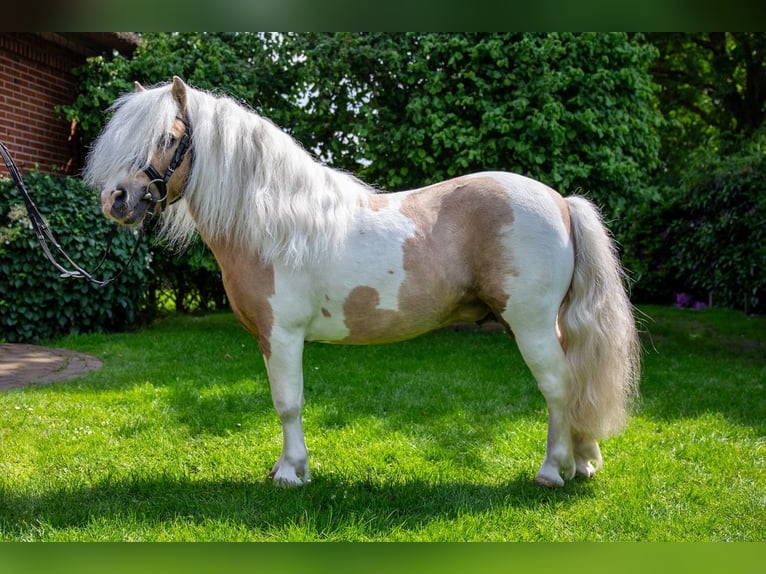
[142,114,193,212]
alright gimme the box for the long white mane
[85,81,371,267]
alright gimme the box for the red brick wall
[0,34,82,175]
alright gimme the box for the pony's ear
[134,81,145,92]
[171,76,188,112]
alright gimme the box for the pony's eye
[159,134,177,150]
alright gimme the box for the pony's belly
[305,290,491,345]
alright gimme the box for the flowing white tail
[560,196,641,442]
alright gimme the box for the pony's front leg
[264,329,310,487]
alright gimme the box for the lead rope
[0,139,147,288]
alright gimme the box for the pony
[84,76,640,488]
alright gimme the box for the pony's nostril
[111,187,127,209]
[109,188,130,216]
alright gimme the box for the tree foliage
[282,33,661,225]
[59,33,765,315]
[63,32,294,146]
[669,131,766,313]
[59,32,662,315]
[632,33,766,312]
[623,129,766,312]
[648,32,766,177]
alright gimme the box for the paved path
[0,344,102,391]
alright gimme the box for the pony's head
[85,76,193,226]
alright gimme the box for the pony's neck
[165,89,368,268]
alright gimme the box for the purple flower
[674,292,692,308]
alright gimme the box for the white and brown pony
[84,77,640,488]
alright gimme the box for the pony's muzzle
[103,186,148,225]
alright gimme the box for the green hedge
[624,132,766,314]
[0,171,149,342]
[669,137,766,313]
[145,240,228,315]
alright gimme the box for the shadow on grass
[0,472,597,540]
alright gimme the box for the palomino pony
[84,77,640,488]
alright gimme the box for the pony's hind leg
[574,435,602,478]
[503,305,575,488]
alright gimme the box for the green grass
[0,306,763,541]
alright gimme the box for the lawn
[0,305,763,541]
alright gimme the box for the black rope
[0,139,146,288]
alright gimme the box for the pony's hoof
[575,461,597,478]
[534,473,565,488]
[265,467,309,488]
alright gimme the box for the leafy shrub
[624,131,766,313]
[669,135,766,313]
[620,189,681,306]
[145,239,227,315]
[0,170,149,342]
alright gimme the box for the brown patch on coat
[165,152,192,206]
[556,310,568,353]
[362,193,391,212]
[547,187,571,235]
[343,176,516,343]
[208,241,275,359]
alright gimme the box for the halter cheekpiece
[142,114,193,212]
